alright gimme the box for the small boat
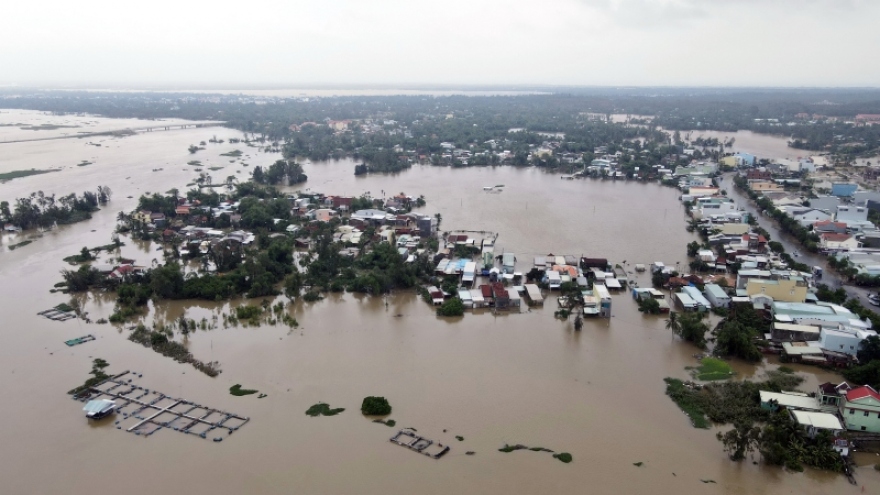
[495,184,505,188]
[483,186,493,191]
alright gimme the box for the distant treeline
[4,89,880,158]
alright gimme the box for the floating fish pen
[37,308,76,321]
[389,429,450,459]
[74,371,249,442]
[65,335,96,347]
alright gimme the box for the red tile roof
[847,385,880,402]
[821,233,853,242]
[814,221,846,228]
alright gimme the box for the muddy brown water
[1,112,877,494]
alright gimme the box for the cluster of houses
[130,191,438,267]
[424,239,619,317]
[733,162,880,275]
[759,382,880,456]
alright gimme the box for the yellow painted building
[720,156,737,168]
[746,278,808,303]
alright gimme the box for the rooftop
[791,410,843,431]
[847,385,880,402]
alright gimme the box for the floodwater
[680,129,809,161]
[0,114,877,495]
[0,109,220,142]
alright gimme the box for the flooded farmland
[1,111,876,495]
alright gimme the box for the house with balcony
[840,385,880,433]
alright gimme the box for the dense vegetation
[665,369,843,472]
[712,306,769,362]
[1,186,111,230]
[252,160,307,186]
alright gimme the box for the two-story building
[840,385,880,433]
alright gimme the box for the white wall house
[790,208,833,227]
[836,205,869,223]
[819,326,877,356]
[819,233,860,251]
[704,284,731,308]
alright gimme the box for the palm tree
[665,311,681,341]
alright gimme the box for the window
[862,426,867,431]
[865,411,870,417]
[850,409,855,415]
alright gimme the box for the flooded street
[1,113,876,494]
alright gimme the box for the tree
[437,297,464,317]
[150,262,185,299]
[676,312,709,348]
[857,335,880,363]
[665,311,681,339]
[361,396,391,415]
[717,421,760,461]
[90,358,109,378]
[844,360,880,389]
[639,297,661,314]
[714,320,762,362]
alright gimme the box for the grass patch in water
[456,435,464,441]
[77,161,93,167]
[209,167,224,171]
[9,240,33,250]
[553,453,573,463]
[21,124,79,131]
[373,419,396,427]
[305,403,345,417]
[0,169,58,181]
[692,357,733,381]
[187,160,202,166]
[663,378,710,429]
[221,149,243,157]
[229,384,258,396]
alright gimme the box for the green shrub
[553,453,573,463]
[303,291,323,302]
[436,297,464,317]
[305,403,345,417]
[361,396,392,415]
[229,384,258,396]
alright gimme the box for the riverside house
[840,385,880,433]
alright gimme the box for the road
[721,172,879,307]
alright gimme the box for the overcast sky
[2,0,878,88]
